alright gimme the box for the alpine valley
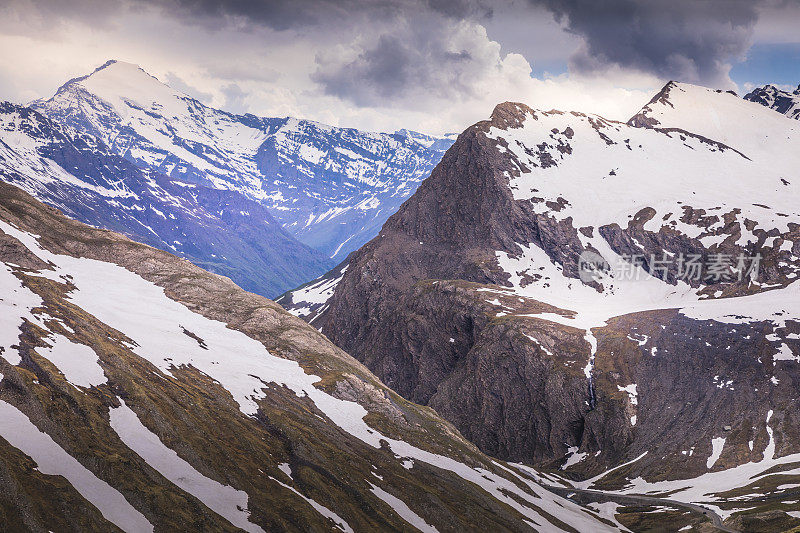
[282,81,800,531]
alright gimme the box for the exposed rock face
[744,83,800,120]
[316,85,800,525]
[0,181,616,532]
[0,101,332,297]
[31,60,454,261]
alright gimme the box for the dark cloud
[424,0,493,19]
[138,0,495,31]
[148,0,778,94]
[533,0,763,87]
[7,0,796,111]
[312,18,487,107]
[144,0,358,30]
[313,35,412,103]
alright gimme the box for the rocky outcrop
[745,83,800,120]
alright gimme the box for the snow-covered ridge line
[31,60,455,260]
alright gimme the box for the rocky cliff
[315,83,800,528]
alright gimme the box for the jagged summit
[744,82,800,120]
[487,101,535,130]
[301,81,800,530]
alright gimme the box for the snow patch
[0,400,153,533]
[109,400,263,533]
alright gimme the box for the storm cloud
[141,0,776,89]
[7,0,793,96]
[149,0,783,102]
[1,0,798,133]
[534,0,761,87]
[141,0,492,31]
[311,19,491,107]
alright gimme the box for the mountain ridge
[744,83,800,120]
[31,60,455,260]
[0,100,332,297]
[0,178,624,532]
[295,82,800,529]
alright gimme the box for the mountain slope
[629,81,800,164]
[311,84,800,528]
[744,84,800,120]
[32,60,453,260]
[0,101,332,297]
[276,258,350,327]
[0,180,622,533]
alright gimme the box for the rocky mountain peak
[309,84,800,528]
[651,80,679,103]
[488,101,535,130]
[626,81,676,127]
[745,82,800,121]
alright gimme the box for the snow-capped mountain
[284,82,800,530]
[0,181,618,533]
[0,101,332,297]
[32,60,454,260]
[395,128,458,151]
[744,83,800,120]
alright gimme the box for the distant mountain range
[745,83,800,120]
[0,101,331,297]
[0,59,455,297]
[31,60,455,261]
